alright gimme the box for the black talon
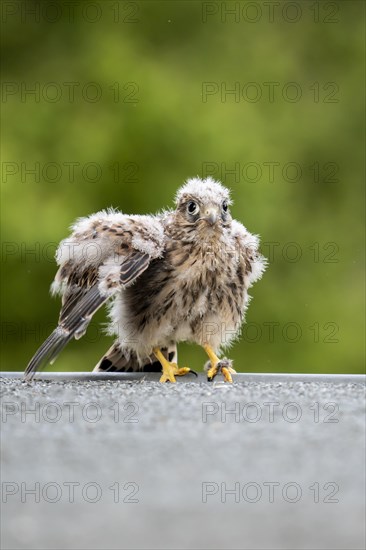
[190,369,198,377]
[205,358,234,382]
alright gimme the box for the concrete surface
[1,373,365,550]
[1,371,364,384]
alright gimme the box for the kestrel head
[175,177,232,230]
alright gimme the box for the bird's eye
[187,201,199,215]
[222,201,228,212]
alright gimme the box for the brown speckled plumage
[24,177,266,380]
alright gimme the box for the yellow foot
[153,348,194,383]
[203,344,236,383]
[159,363,192,383]
[206,360,236,382]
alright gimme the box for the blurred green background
[1,0,364,374]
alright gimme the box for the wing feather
[119,251,150,285]
[24,211,165,379]
[231,220,267,287]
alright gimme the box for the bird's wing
[231,220,267,288]
[24,210,165,379]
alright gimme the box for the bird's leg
[203,344,236,382]
[153,348,192,383]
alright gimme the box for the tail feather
[94,343,178,373]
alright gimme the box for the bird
[24,177,267,383]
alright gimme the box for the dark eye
[222,201,228,212]
[187,201,199,215]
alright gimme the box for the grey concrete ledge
[1,371,364,384]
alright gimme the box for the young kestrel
[25,177,266,382]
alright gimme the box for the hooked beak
[204,208,218,226]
